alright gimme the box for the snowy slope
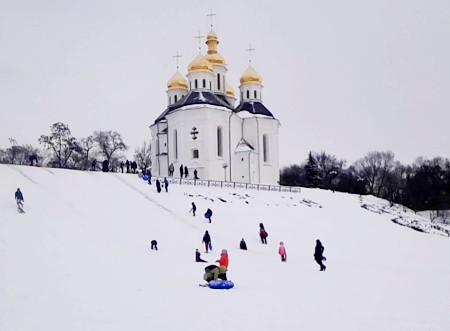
[1,164,449,331]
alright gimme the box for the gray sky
[1,0,449,167]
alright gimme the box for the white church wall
[257,117,280,185]
[164,106,233,181]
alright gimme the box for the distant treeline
[0,122,151,173]
[280,151,450,212]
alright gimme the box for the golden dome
[239,65,262,85]
[226,83,235,97]
[188,53,214,73]
[205,30,225,67]
[167,71,188,90]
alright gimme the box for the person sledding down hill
[203,265,227,282]
[15,188,24,211]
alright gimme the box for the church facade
[149,30,280,185]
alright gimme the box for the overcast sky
[1,0,449,167]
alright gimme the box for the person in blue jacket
[204,208,213,223]
[15,188,24,205]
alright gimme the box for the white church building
[149,30,280,185]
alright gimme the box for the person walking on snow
[156,179,161,193]
[278,242,287,262]
[195,249,207,262]
[15,188,24,208]
[259,223,268,244]
[204,208,213,223]
[164,177,169,192]
[314,239,326,271]
[190,202,197,216]
[240,238,247,250]
[168,163,174,176]
[179,164,184,178]
[216,249,229,280]
[202,231,211,253]
[184,166,189,178]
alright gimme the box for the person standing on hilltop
[278,241,287,262]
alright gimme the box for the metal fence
[149,177,301,193]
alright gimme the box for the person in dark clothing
[204,208,213,223]
[126,160,130,173]
[131,161,137,173]
[180,164,184,178]
[202,231,211,253]
[15,188,24,209]
[150,240,158,250]
[203,264,227,282]
[194,169,199,179]
[102,160,109,172]
[169,163,174,176]
[120,161,124,173]
[156,179,161,193]
[164,177,169,192]
[190,202,197,216]
[196,249,207,262]
[314,239,326,271]
[240,238,247,250]
[259,223,268,244]
[91,159,97,171]
[184,166,189,178]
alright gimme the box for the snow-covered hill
[1,164,449,331]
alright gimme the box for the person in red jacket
[216,249,229,280]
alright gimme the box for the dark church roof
[234,101,275,118]
[154,90,233,123]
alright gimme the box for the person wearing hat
[216,249,229,280]
[15,188,24,209]
[203,265,227,282]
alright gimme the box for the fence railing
[148,176,301,193]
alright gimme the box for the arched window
[246,90,250,98]
[192,149,199,159]
[195,79,198,89]
[210,81,212,89]
[254,90,257,99]
[203,79,206,88]
[263,134,269,162]
[217,126,223,157]
[217,74,221,90]
[174,95,178,103]
[169,96,171,104]
[174,130,178,160]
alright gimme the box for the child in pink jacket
[278,242,287,262]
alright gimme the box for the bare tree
[355,150,395,196]
[134,141,152,171]
[77,135,96,170]
[93,130,127,165]
[315,151,346,189]
[39,122,80,168]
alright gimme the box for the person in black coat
[180,164,184,178]
[195,249,207,262]
[156,179,161,193]
[184,166,189,178]
[314,239,326,271]
[150,240,158,250]
[202,230,211,253]
[240,238,247,250]
[190,202,197,216]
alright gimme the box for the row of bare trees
[280,151,450,212]
[0,122,151,171]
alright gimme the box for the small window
[263,134,269,162]
[210,81,212,89]
[254,90,257,98]
[174,95,178,102]
[169,96,171,104]
[217,74,221,90]
[193,149,199,159]
[174,130,178,159]
[217,126,223,157]
[246,90,250,98]
[241,158,244,161]
[203,79,206,88]
[195,79,198,89]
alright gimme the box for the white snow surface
[1,164,449,331]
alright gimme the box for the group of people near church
[166,163,199,180]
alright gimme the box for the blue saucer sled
[208,280,234,290]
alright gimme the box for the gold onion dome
[226,83,235,97]
[240,65,262,85]
[205,30,225,66]
[188,53,214,73]
[167,71,188,90]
